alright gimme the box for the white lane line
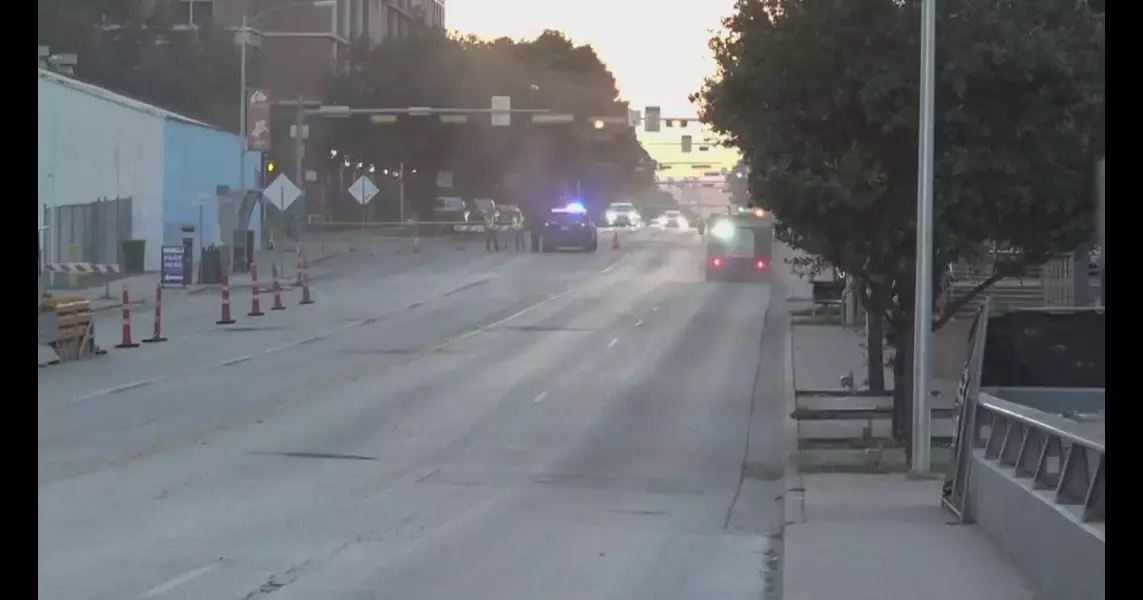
[532,391,548,403]
[600,264,615,274]
[652,306,660,312]
[635,320,644,328]
[608,337,619,348]
[70,280,542,402]
[74,378,163,402]
[139,564,219,598]
[431,286,575,351]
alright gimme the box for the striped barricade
[43,262,121,274]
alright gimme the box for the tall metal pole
[910,0,937,475]
[238,15,248,191]
[294,95,305,238]
[398,162,406,223]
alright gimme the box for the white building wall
[38,72,166,271]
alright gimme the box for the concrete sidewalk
[783,474,1038,600]
[778,249,1040,599]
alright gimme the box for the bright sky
[447,0,741,175]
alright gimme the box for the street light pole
[399,162,406,223]
[238,15,248,191]
[911,0,937,475]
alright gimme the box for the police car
[604,202,642,228]
[537,202,598,252]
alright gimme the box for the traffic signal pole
[294,95,305,236]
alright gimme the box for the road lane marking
[66,281,564,403]
[430,286,575,351]
[532,391,548,403]
[74,378,163,402]
[599,253,629,274]
[635,320,644,328]
[139,564,218,598]
[608,337,619,348]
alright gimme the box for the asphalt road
[38,228,788,600]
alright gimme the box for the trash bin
[121,239,146,274]
[199,245,223,285]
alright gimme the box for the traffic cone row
[114,253,317,352]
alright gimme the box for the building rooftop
[38,67,216,129]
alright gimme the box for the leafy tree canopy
[39,0,241,130]
[694,0,1103,448]
[325,28,652,216]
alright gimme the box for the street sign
[437,170,454,188]
[491,96,511,126]
[348,175,379,205]
[262,174,302,209]
[247,90,271,151]
[644,106,661,132]
[627,109,641,127]
[161,245,187,286]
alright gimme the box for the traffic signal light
[258,154,276,188]
[681,135,693,153]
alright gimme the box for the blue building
[39,67,261,273]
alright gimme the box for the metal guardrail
[973,392,1105,525]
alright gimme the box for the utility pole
[399,162,406,223]
[910,0,937,475]
[293,95,305,238]
[238,15,248,191]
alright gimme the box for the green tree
[324,29,651,218]
[694,0,1103,458]
[39,0,241,130]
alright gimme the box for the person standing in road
[524,204,543,252]
[483,210,500,252]
[513,212,527,251]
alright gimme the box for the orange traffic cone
[217,273,236,325]
[115,286,139,348]
[271,263,287,311]
[248,263,265,317]
[299,256,315,305]
[142,282,168,343]
[611,230,620,250]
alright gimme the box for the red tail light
[711,257,723,268]
[756,259,767,270]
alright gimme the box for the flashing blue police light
[565,201,587,214]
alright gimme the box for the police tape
[452,224,524,233]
